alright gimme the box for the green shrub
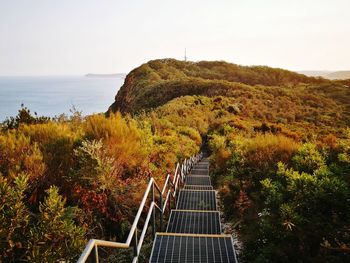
[292,143,326,174]
[255,163,350,261]
[27,186,86,262]
[0,176,85,262]
[0,173,30,260]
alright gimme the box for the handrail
[77,152,202,263]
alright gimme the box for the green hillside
[108,59,330,114]
[109,59,350,134]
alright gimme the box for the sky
[0,0,349,76]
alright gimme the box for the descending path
[149,157,238,262]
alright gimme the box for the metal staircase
[77,154,238,263]
[149,158,238,262]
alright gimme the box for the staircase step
[167,210,221,234]
[188,174,211,177]
[149,233,238,263]
[190,168,209,175]
[185,176,211,186]
[184,185,213,190]
[193,165,208,170]
[177,190,217,210]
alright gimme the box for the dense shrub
[209,131,350,262]
[27,186,86,262]
[0,174,85,262]
[0,174,29,260]
[254,163,350,262]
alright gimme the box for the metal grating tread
[185,176,211,186]
[190,169,209,175]
[150,234,237,263]
[192,169,208,173]
[184,185,213,190]
[167,210,221,234]
[195,163,209,167]
[188,174,211,177]
[176,190,217,210]
[194,164,208,168]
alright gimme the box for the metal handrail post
[133,229,138,261]
[174,171,178,204]
[94,245,99,263]
[182,164,185,184]
[159,191,163,231]
[168,190,172,212]
[151,182,156,238]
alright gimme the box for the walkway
[149,158,238,262]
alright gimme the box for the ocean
[0,76,124,122]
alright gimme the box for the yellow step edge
[172,209,219,213]
[182,187,214,191]
[183,189,213,191]
[157,232,231,238]
[184,184,213,187]
[180,189,216,192]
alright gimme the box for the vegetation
[1,59,350,261]
[208,126,350,262]
[0,105,200,261]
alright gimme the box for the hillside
[108,59,330,114]
[108,59,350,132]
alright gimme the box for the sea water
[0,76,124,121]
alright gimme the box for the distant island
[85,73,126,78]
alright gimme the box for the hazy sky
[1,0,349,75]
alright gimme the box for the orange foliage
[321,134,338,149]
[0,131,45,183]
[84,113,149,177]
[234,190,252,216]
[242,134,300,171]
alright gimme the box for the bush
[28,186,86,262]
[255,163,350,261]
[0,176,85,262]
[71,139,117,190]
[84,113,149,176]
[0,173,29,260]
[2,105,50,130]
[240,134,299,176]
[292,143,326,174]
[0,132,45,189]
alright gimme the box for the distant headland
[85,73,126,78]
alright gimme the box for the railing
[77,153,202,263]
